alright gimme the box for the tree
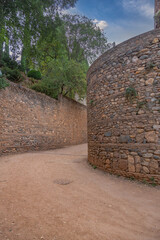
[62,14,109,64]
[29,13,110,99]
[0,0,77,65]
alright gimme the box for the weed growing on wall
[136,100,148,111]
[125,87,137,102]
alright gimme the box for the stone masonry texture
[0,82,87,155]
[155,0,160,29]
[87,29,160,184]
[155,0,160,14]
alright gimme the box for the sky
[66,0,155,44]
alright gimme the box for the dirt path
[0,144,160,240]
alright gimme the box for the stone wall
[155,0,160,29]
[87,29,160,184]
[0,82,87,155]
[155,0,160,14]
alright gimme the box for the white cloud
[61,7,79,15]
[93,19,108,30]
[122,0,154,18]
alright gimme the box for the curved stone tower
[87,30,160,184]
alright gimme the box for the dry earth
[0,144,160,240]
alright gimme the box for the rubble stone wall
[87,29,160,184]
[0,82,87,155]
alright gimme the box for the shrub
[2,67,22,82]
[2,56,19,69]
[27,70,42,80]
[125,87,137,102]
[0,77,10,89]
[30,82,58,99]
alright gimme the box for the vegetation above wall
[0,0,111,100]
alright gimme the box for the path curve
[0,144,160,240]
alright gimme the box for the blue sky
[67,0,155,44]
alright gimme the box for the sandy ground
[0,144,160,240]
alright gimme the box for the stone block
[119,135,132,143]
[128,164,135,173]
[136,164,141,173]
[143,166,150,174]
[145,131,158,143]
[119,160,128,171]
[146,78,154,85]
[104,132,112,137]
[128,155,134,164]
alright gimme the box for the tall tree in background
[29,13,110,99]
[62,14,109,64]
[0,0,77,65]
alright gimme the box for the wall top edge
[87,29,160,78]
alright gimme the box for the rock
[128,164,135,172]
[142,161,149,166]
[143,153,153,158]
[143,166,150,174]
[119,135,132,143]
[121,154,128,159]
[145,131,158,143]
[136,133,145,143]
[154,150,160,155]
[138,109,145,115]
[146,78,154,85]
[139,55,148,60]
[106,159,111,168]
[135,156,141,163]
[132,56,138,63]
[138,67,145,71]
[137,129,144,133]
[128,155,134,164]
[104,132,112,137]
[152,38,159,43]
[119,160,128,171]
[150,161,158,169]
[136,164,141,173]
[153,125,160,130]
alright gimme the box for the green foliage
[30,82,58,99]
[125,87,137,102]
[89,162,97,169]
[46,57,87,98]
[0,0,110,100]
[93,165,97,169]
[137,101,147,109]
[0,77,9,89]
[90,99,96,106]
[28,70,41,80]
[0,0,77,67]
[150,177,157,187]
[2,67,22,82]
[136,100,148,113]
[62,14,109,64]
[31,57,87,99]
[2,56,19,70]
